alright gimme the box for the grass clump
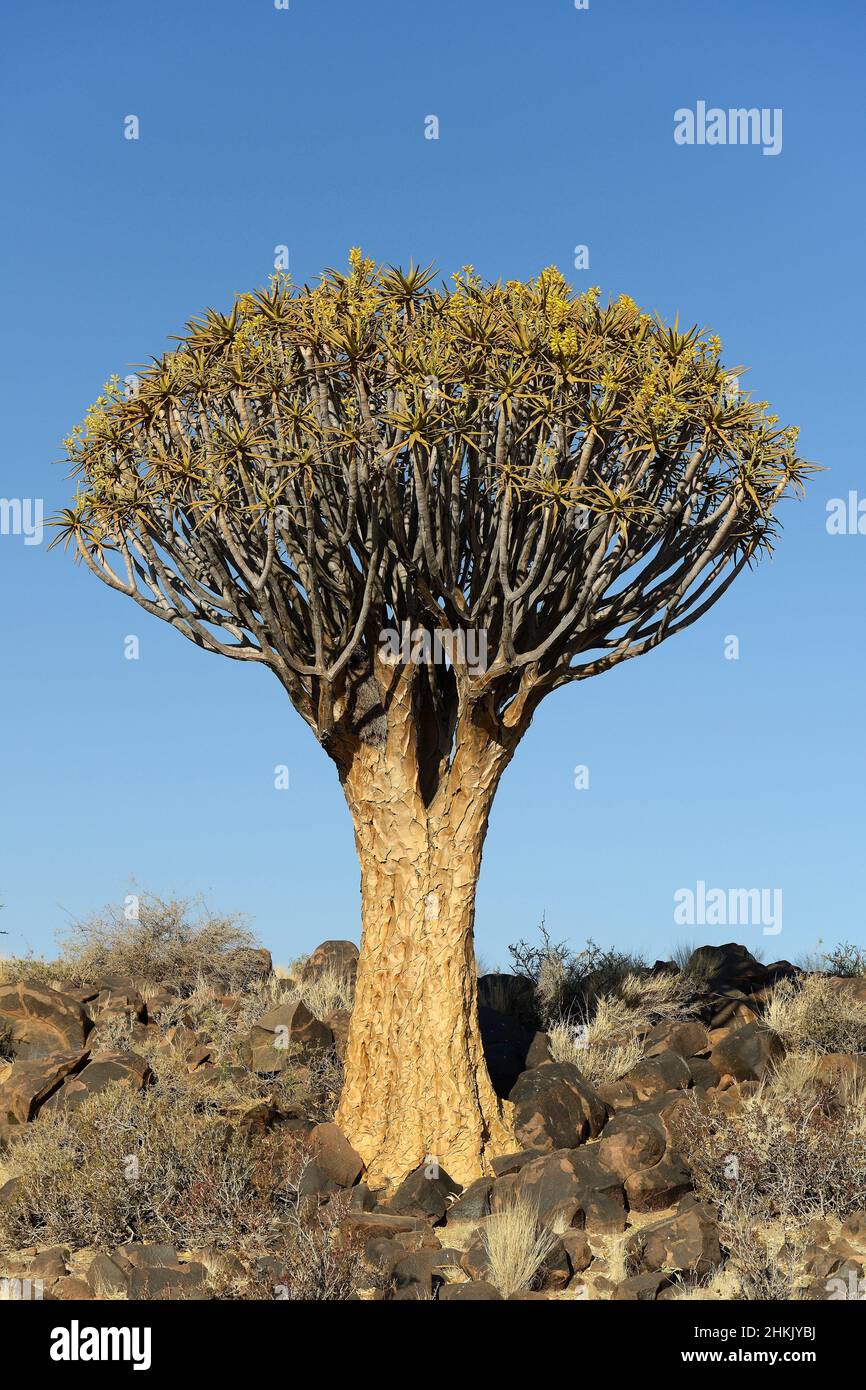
[764,974,866,1055]
[481,1194,559,1297]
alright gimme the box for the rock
[0,982,91,1060]
[477,973,537,1027]
[489,1151,537,1177]
[242,999,333,1073]
[44,1051,152,1111]
[630,1201,722,1275]
[344,1210,429,1236]
[479,1007,551,1098]
[323,1010,351,1061]
[53,1276,94,1300]
[446,1177,493,1223]
[644,1020,709,1059]
[308,1122,364,1187]
[686,943,768,993]
[299,941,358,986]
[0,1051,90,1134]
[508,1061,607,1152]
[492,1150,583,1225]
[460,1242,492,1282]
[492,1145,626,1232]
[223,946,273,985]
[686,1057,718,1089]
[87,1254,130,1298]
[439,1280,501,1300]
[709,1022,784,1081]
[621,1051,692,1102]
[386,1163,461,1222]
[624,1154,693,1212]
[298,1159,340,1201]
[392,1247,461,1298]
[128,1262,208,1300]
[88,987,146,1024]
[815,1053,866,1087]
[560,1229,593,1273]
[596,1111,668,1178]
[613,1271,670,1301]
[27,1247,69,1282]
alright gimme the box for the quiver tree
[56,253,811,1186]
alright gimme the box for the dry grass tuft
[764,973,866,1055]
[481,1195,559,1297]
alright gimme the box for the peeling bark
[334,689,518,1189]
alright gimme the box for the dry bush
[548,971,694,1086]
[507,922,646,1025]
[0,954,67,988]
[817,942,866,978]
[764,974,866,1055]
[675,1086,866,1231]
[291,965,354,1020]
[614,969,696,1021]
[481,1194,559,1297]
[0,1065,305,1255]
[54,893,264,993]
[548,1002,644,1087]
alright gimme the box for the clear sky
[1,0,864,969]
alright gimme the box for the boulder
[686,943,768,993]
[709,1022,784,1081]
[478,1006,549,1098]
[491,1150,584,1225]
[446,1176,493,1223]
[299,941,358,986]
[613,1271,670,1300]
[624,1153,693,1212]
[308,1122,364,1188]
[644,1020,709,1059]
[0,982,91,1060]
[43,1051,152,1112]
[241,999,333,1072]
[0,1050,90,1134]
[630,1200,722,1275]
[439,1279,501,1300]
[508,1061,607,1152]
[596,1111,668,1179]
[621,1051,692,1102]
[386,1163,462,1223]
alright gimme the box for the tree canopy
[56,252,811,790]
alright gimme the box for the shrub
[819,942,866,978]
[548,1001,644,1087]
[674,1086,866,1232]
[54,893,264,993]
[507,922,646,1025]
[764,974,866,1055]
[0,1070,300,1254]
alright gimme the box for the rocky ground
[2,919,866,1302]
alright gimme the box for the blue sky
[1,0,864,969]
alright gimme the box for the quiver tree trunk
[334,686,520,1189]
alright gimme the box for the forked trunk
[335,714,516,1189]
